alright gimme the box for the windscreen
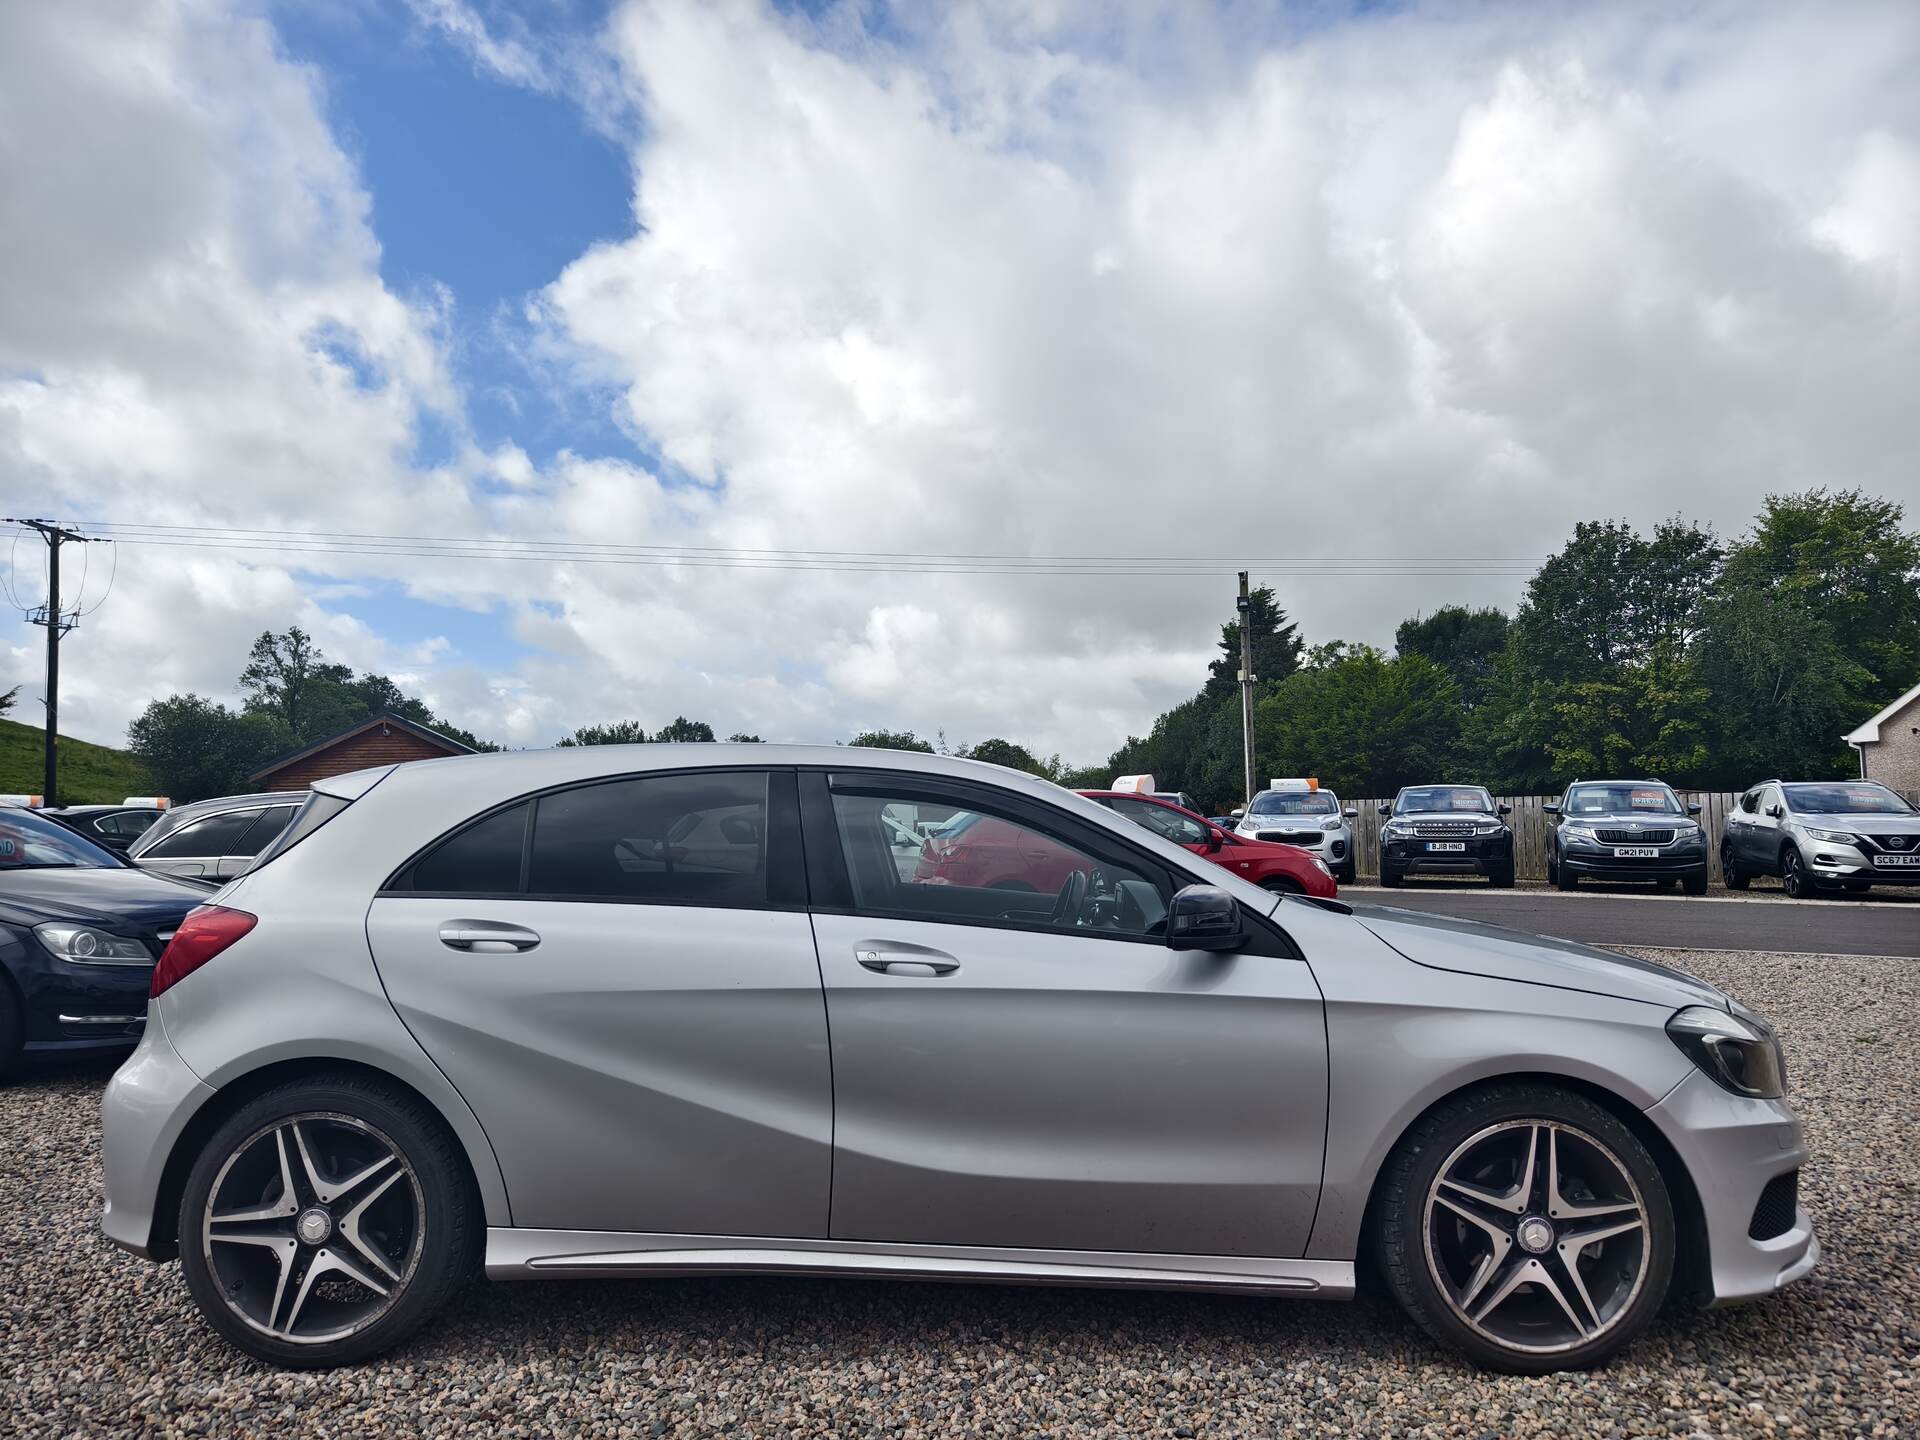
[1783,783,1915,815]
[1248,791,1337,817]
[1396,786,1494,815]
[1564,783,1682,816]
[0,808,125,869]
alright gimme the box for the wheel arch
[1354,1070,1710,1306]
[145,1055,493,1261]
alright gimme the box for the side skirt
[485,1229,1355,1298]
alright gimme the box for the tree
[726,733,763,743]
[1395,606,1510,710]
[1540,641,1711,780]
[556,720,651,747]
[653,716,716,743]
[1203,586,1303,700]
[958,737,1046,774]
[0,685,16,720]
[127,695,287,801]
[238,627,334,739]
[1255,649,1462,797]
[846,729,936,752]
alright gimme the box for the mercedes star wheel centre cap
[1517,1216,1554,1254]
[297,1207,333,1246]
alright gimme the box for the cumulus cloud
[2,0,1918,764]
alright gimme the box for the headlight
[1382,820,1411,835]
[1803,826,1857,845]
[34,922,152,966]
[1561,823,1597,840]
[1321,818,1343,832]
[1311,857,1331,876]
[1666,1005,1786,1099]
[1473,820,1504,834]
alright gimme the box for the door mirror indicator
[1166,884,1246,952]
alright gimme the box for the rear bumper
[99,1007,216,1260]
[1644,1069,1817,1306]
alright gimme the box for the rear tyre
[1373,1081,1675,1374]
[1681,867,1708,897]
[178,1074,480,1368]
[1721,841,1749,891]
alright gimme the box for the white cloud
[3,0,1918,767]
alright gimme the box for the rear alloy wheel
[1780,847,1818,900]
[1721,841,1749,890]
[180,1076,478,1366]
[1375,1084,1674,1373]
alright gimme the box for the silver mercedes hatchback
[100,746,1817,1372]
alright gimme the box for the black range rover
[1378,784,1514,887]
[1547,779,1709,893]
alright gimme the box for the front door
[807,773,1327,1259]
[367,767,832,1237]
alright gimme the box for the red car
[1079,791,1338,898]
[909,792,1337,899]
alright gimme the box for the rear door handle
[856,945,958,977]
[440,921,541,953]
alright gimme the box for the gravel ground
[2,948,1914,1438]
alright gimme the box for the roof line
[1843,678,1920,745]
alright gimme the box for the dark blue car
[0,807,207,1078]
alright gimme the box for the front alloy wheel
[179,1076,478,1366]
[1375,1082,1674,1373]
[1781,847,1816,900]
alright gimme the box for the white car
[1235,779,1356,883]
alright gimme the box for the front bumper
[1561,837,1708,879]
[1645,1068,1818,1305]
[0,929,159,1054]
[1382,832,1512,875]
[100,1006,217,1260]
[1799,836,1920,886]
[1242,828,1349,866]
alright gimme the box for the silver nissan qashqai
[100,746,1817,1373]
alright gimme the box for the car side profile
[102,746,1815,1373]
[1546,780,1709,894]
[1079,789,1337,897]
[1721,779,1920,898]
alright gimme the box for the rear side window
[233,805,296,857]
[405,802,530,893]
[529,772,767,905]
[143,808,261,858]
[248,792,351,872]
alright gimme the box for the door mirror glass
[1166,884,1245,952]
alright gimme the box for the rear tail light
[150,905,257,998]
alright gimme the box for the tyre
[1488,862,1515,889]
[1336,861,1356,885]
[1681,867,1708,897]
[178,1074,480,1367]
[0,974,23,1084]
[1780,846,1819,900]
[1555,852,1578,891]
[1261,877,1304,895]
[1373,1081,1675,1374]
[1721,841,1749,891]
[1381,864,1403,889]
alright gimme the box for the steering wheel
[1050,869,1089,927]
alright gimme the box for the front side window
[1110,796,1208,846]
[142,808,263,859]
[1739,790,1760,815]
[831,790,1165,937]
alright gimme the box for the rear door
[806,771,1327,1259]
[366,767,832,1237]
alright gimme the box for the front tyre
[0,975,23,1083]
[1780,846,1819,900]
[1555,851,1578,891]
[1488,862,1515,889]
[1373,1082,1674,1374]
[1380,862,1403,888]
[179,1074,480,1368]
[1721,841,1749,890]
[1682,866,1708,896]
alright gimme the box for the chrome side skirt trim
[485,1229,1354,1298]
[57,1013,146,1026]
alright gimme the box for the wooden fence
[1343,789,1920,884]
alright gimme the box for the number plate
[1425,842,1466,852]
[1873,854,1920,867]
[1613,846,1660,859]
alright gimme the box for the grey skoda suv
[1722,778,1920,897]
[100,746,1815,1372]
[1547,780,1710,893]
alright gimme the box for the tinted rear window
[143,808,262,858]
[527,772,767,905]
[406,802,529,893]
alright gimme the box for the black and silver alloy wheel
[1423,1121,1649,1356]
[201,1114,424,1345]
[1781,847,1814,899]
[179,1075,480,1367]
[1375,1081,1674,1373]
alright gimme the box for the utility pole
[6,518,94,808]
[1237,571,1255,809]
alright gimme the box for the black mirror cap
[1167,883,1246,952]
[1543,802,1561,814]
[1687,802,1702,816]
[1377,802,1392,815]
[1497,803,1512,816]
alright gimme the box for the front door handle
[856,945,958,977]
[440,921,540,953]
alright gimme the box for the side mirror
[1543,802,1561,815]
[1497,804,1512,817]
[1377,802,1392,816]
[1766,804,1783,819]
[1343,806,1358,819]
[1686,803,1702,817]
[1205,826,1226,853]
[1166,884,1246,952]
